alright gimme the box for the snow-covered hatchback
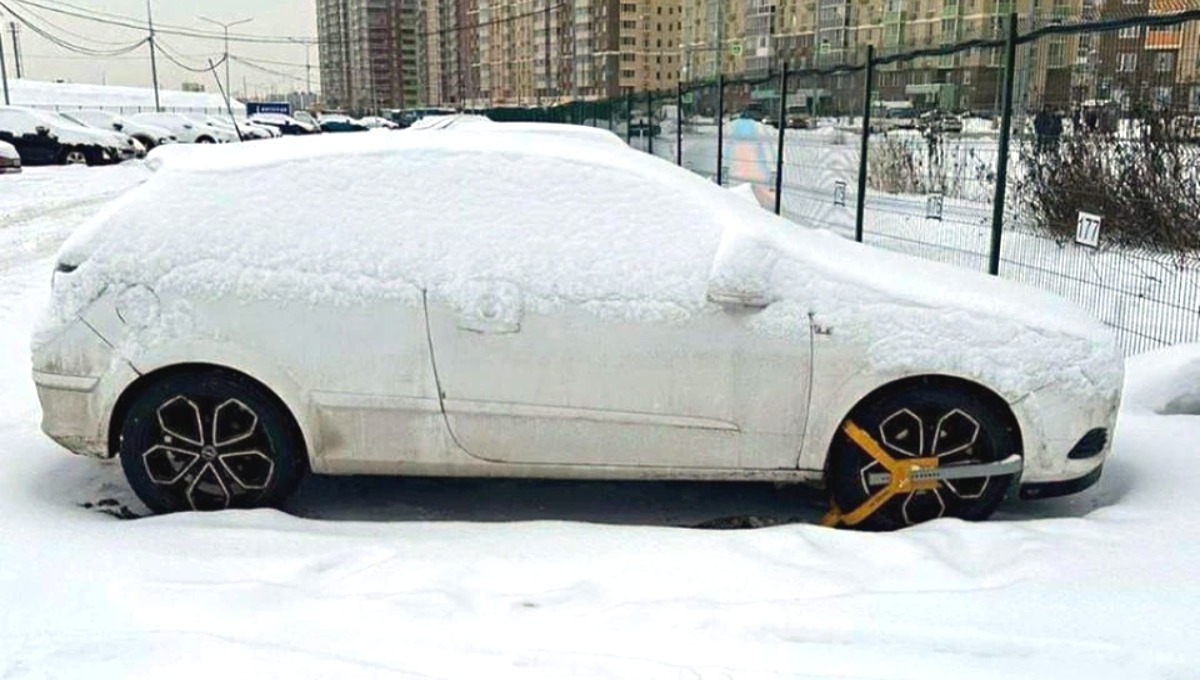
[32,125,1123,529]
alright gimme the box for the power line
[0,0,148,56]
[9,0,332,46]
[155,39,226,74]
[230,55,309,84]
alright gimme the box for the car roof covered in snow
[55,124,1120,401]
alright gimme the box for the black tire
[118,368,308,513]
[195,136,215,144]
[826,380,1020,531]
[59,146,90,166]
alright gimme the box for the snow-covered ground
[2,166,1200,678]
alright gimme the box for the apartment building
[1095,0,1200,113]
[681,0,746,80]
[420,0,681,105]
[317,0,421,112]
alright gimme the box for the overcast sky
[7,0,319,96]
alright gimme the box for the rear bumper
[1019,464,1104,500]
[34,371,109,457]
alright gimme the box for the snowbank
[1123,343,1200,415]
[8,78,244,115]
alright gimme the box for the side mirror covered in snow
[707,226,779,309]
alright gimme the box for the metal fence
[476,10,1200,356]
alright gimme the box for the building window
[1117,53,1137,72]
[1119,26,1138,39]
[1157,52,1175,73]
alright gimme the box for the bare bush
[1015,119,1200,254]
[868,133,994,201]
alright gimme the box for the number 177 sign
[1076,211,1102,248]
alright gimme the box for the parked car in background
[0,106,129,165]
[33,126,1122,529]
[249,113,319,136]
[60,110,177,151]
[318,114,369,133]
[785,104,813,129]
[52,113,143,159]
[130,112,229,144]
[359,116,400,130]
[238,118,281,138]
[293,110,320,129]
[918,110,964,135]
[872,104,919,133]
[0,140,20,173]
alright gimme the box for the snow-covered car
[318,113,368,133]
[0,106,129,165]
[52,113,142,160]
[0,139,20,173]
[129,112,229,144]
[185,114,270,142]
[248,113,319,136]
[359,116,400,130]
[59,110,177,151]
[31,126,1123,528]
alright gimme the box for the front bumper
[1020,464,1104,500]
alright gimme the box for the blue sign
[246,102,291,116]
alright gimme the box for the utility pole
[9,22,21,78]
[146,0,161,112]
[0,23,9,105]
[200,15,254,111]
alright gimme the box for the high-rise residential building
[420,0,681,105]
[681,0,746,81]
[317,0,421,112]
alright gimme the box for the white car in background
[248,112,319,135]
[59,110,177,151]
[359,116,400,130]
[0,106,132,165]
[0,140,20,173]
[129,112,232,144]
[31,126,1122,529]
[185,114,270,141]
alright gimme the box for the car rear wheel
[825,380,1020,531]
[117,369,308,513]
[60,147,89,166]
[195,136,215,144]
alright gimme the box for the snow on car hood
[49,127,1122,402]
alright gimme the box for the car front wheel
[117,369,308,513]
[825,380,1021,531]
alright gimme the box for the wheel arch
[107,362,315,467]
[816,373,1024,477]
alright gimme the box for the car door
[423,149,811,470]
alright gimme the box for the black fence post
[989,13,1019,277]
[774,63,789,216]
[625,92,633,145]
[716,75,725,186]
[647,90,654,155]
[855,45,875,243]
[676,81,683,166]
[608,98,614,131]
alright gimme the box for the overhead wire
[0,0,148,56]
[9,0,328,45]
